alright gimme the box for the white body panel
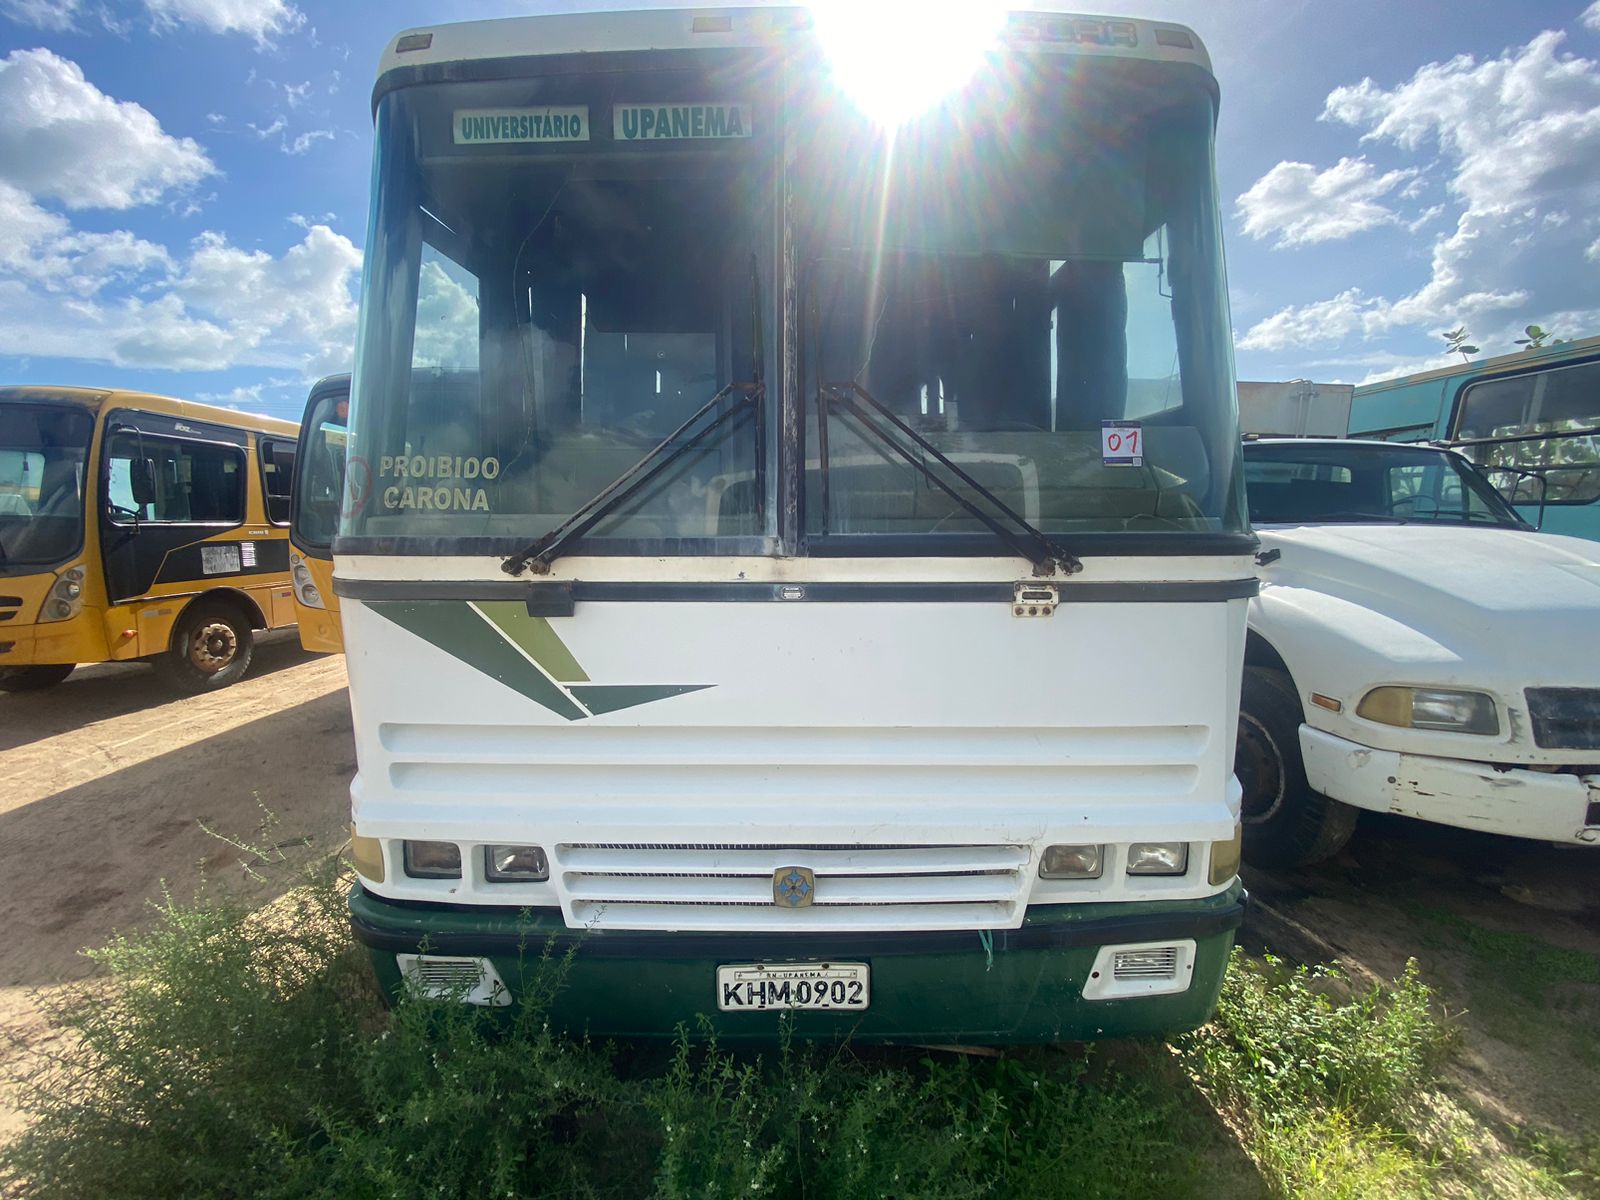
[1237,381,1353,438]
[1250,521,1600,843]
[345,556,1249,930]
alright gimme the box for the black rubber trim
[349,890,1247,960]
[333,577,1259,604]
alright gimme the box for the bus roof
[1353,333,1600,397]
[0,385,299,438]
[375,6,1211,100]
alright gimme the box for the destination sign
[614,103,752,141]
[453,107,589,145]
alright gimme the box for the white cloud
[1584,1,1600,33]
[1,0,82,29]
[412,261,481,370]
[0,215,360,374]
[143,0,304,45]
[0,49,215,210]
[283,128,331,155]
[1236,157,1415,247]
[1240,25,1600,355]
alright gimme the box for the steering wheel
[1386,494,1439,516]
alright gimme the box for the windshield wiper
[817,381,1083,576]
[502,382,763,576]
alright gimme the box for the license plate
[716,962,870,1012]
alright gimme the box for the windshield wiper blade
[502,382,762,576]
[819,382,1083,576]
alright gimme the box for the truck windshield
[0,401,94,569]
[1244,443,1528,528]
[800,65,1243,540]
[344,63,774,550]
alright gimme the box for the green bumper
[348,881,1244,1044]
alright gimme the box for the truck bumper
[1300,727,1600,845]
[348,880,1245,1043]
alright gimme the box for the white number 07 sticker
[1101,420,1144,467]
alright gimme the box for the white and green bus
[339,6,1253,1041]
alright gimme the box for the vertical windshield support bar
[820,382,1083,577]
[502,383,763,576]
[749,253,767,527]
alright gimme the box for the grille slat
[1525,688,1600,750]
[1112,946,1180,980]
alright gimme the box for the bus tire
[1236,666,1358,868]
[0,663,76,693]
[156,600,255,693]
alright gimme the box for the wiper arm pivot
[503,382,762,576]
[819,382,1082,576]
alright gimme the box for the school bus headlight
[1126,842,1188,876]
[1040,844,1103,880]
[39,565,87,623]
[403,840,462,879]
[1356,686,1498,735]
[484,845,550,882]
[1209,826,1242,887]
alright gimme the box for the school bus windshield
[0,402,94,569]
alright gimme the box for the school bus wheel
[0,663,76,694]
[156,599,255,693]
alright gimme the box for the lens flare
[810,0,1008,128]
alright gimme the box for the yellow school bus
[0,386,300,693]
[287,374,346,653]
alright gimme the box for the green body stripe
[474,601,589,681]
[569,684,712,716]
[368,601,588,720]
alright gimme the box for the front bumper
[1300,727,1600,845]
[349,880,1246,1043]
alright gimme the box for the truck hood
[1257,523,1600,659]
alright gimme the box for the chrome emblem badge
[773,866,815,908]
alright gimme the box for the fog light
[1040,844,1102,880]
[484,844,549,882]
[350,828,385,883]
[403,840,461,879]
[1126,842,1188,876]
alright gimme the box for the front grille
[0,596,21,607]
[557,843,1030,932]
[1525,688,1600,750]
[1112,946,1180,980]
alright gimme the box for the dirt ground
[0,634,353,1139]
[1,648,1596,1175]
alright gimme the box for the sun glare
[809,0,1008,129]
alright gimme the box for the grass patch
[2,874,1503,1199]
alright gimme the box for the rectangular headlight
[484,844,549,882]
[1126,842,1188,876]
[403,840,462,879]
[1040,844,1102,880]
[1357,686,1498,735]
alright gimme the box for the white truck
[1238,437,1600,864]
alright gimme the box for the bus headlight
[1126,843,1188,876]
[403,841,462,879]
[39,565,87,623]
[484,845,550,882]
[1356,686,1498,734]
[1040,844,1102,880]
[290,552,325,609]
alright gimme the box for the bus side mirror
[130,457,158,508]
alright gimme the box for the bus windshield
[800,65,1242,539]
[0,402,94,569]
[1244,442,1528,528]
[344,49,1244,553]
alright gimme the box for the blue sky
[2,0,1598,422]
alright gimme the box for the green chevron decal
[367,600,711,720]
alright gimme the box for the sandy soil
[0,634,353,1139]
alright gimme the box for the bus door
[100,413,253,606]
[287,378,348,653]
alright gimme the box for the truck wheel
[156,601,255,693]
[1236,666,1358,868]
[0,663,76,693]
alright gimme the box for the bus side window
[260,438,296,525]
[107,434,246,525]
